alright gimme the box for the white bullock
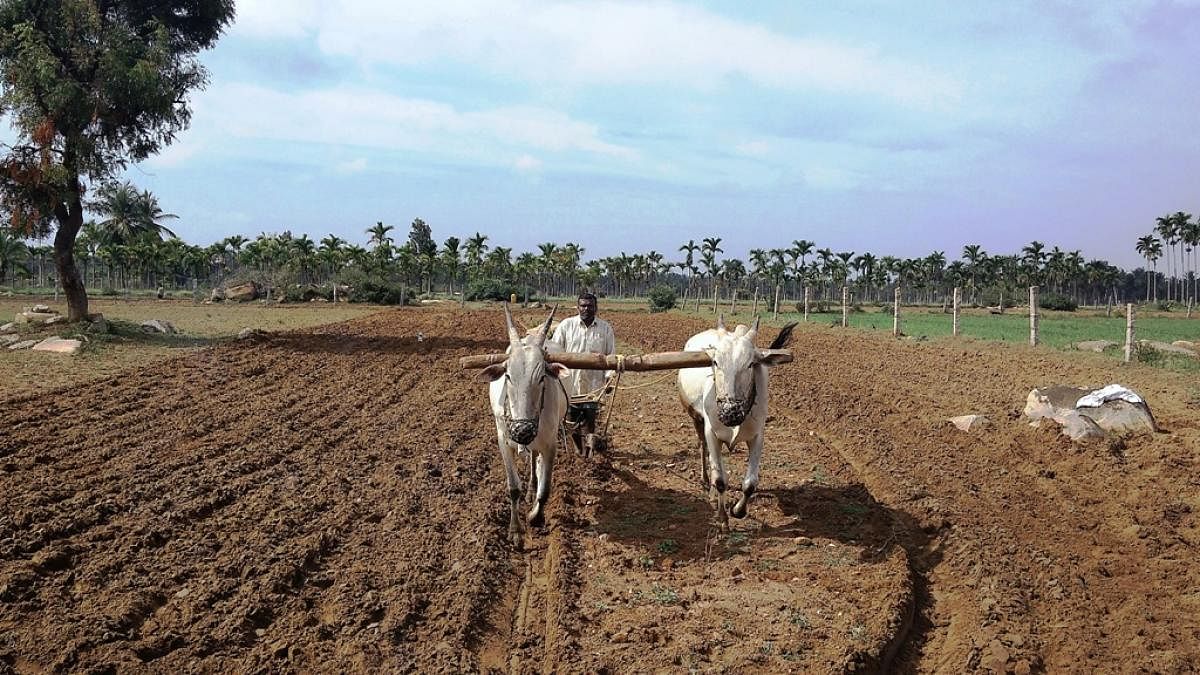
[677,316,797,528]
[476,304,570,547]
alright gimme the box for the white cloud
[513,154,542,172]
[335,157,368,174]
[195,83,635,165]
[142,139,201,168]
[231,0,961,109]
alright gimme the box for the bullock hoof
[730,498,749,519]
[508,529,524,550]
[527,508,545,529]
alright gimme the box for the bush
[1039,293,1078,311]
[466,277,517,302]
[1155,300,1175,312]
[647,284,677,312]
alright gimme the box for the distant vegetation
[2,213,1197,311]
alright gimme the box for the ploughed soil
[1,307,1197,673]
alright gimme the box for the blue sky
[116,0,1200,268]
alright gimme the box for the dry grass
[0,297,382,398]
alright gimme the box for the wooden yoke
[459,349,792,372]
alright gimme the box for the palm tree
[464,232,489,281]
[961,244,987,305]
[439,237,462,295]
[367,221,394,249]
[0,228,30,288]
[90,181,178,246]
[1155,215,1177,301]
[1135,234,1162,302]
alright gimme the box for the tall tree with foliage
[0,0,235,320]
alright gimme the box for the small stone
[255,628,266,637]
[1013,659,1032,675]
[1002,633,1026,648]
[793,536,813,546]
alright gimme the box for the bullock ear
[755,349,792,367]
[547,363,571,379]
[476,362,508,382]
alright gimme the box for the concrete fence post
[893,286,901,337]
[952,286,961,337]
[803,285,811,323]
[1124,303,1136,364]
[841,285,849,328]
[1029,286,1039,346]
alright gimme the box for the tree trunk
[53,194,88,322]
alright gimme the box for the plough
[461,348,793,454]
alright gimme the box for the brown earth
[1,307,1197,673]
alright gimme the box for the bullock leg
[704,428,729,532]
[731,434,764,519]
[684,404,709,488]
[498,438,525,548]
[527,445,556,528]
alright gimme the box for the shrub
[1155,300,1174,312]
[1039,293,1078,311]
[466,277,517,302]
[647,284,677,312]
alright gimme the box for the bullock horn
[717,313,726,332]
[503,302,522,345]
[748,315,760,339]
[534,304,557,347]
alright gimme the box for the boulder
[237,327,266,340]
[7,339,37,350]
[85,314,108,334]
[141,319,177,334]
[44,315,67,325]
[948,414,990,432]
[1075,340,1117,353]
[1138,340,1197,357]
[29,304,52,313]
[1171,340,1197,351]
[209,287,225,302]
[0,334,18,346]
[1025,385,1157,438]
[15,310,61,325]
[0,322,15,334]
[224,281,259,302]
[32,338,82,355]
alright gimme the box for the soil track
[1,307,1197,673]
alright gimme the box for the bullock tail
[769,322,798,350]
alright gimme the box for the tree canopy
[0,0,234,319]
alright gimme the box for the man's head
[577,292,598,325]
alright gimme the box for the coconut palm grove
[1,207,1196,311]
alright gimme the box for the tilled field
[1,307,1197,673]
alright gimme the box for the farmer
[550,292,616,452]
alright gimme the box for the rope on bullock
[600,355,626,439]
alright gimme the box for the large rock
[948,414,990,432]
[1138,340,1197,357]
[7,339,37,350]
[1173,340,1197,351]
[224,281,259,302]
[0,322,15,334]
[141,319,177,335]
[0,334,18,346]
[1075,340,1118,353]
[86,314,109,334]
[14,310,61,325]
[29,304,52,313]
[1024,385,1157,438]
[31,337,82,355]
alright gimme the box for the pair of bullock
[476,304,796,546]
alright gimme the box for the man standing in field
[551,292,616,453]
